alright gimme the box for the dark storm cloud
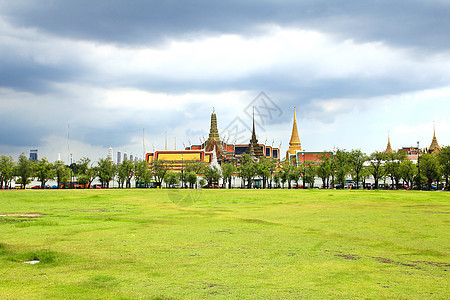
[2,0,449,52]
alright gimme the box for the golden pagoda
[286,107,302,159]
[428,124,442,154]
[385,134,394,154]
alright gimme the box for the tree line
[1,146,449,190]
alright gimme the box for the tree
[204,165,222,188]
[185,172,198,188]
[134,160,152,187]
[316,153,332,189]
[385,151,406,189]
[221,162,237,189]
[164,172,179,188]
[97,158,115,188]
[368,151,386,189]
[437,146,450,190]
[54,161,70,188]
[280,159,293,189]
[34,157,54,188]
[348,149,367,189]
[77,157,97,188]
[399,160,416,188]
[0,155,15,189]
[117,159,134,188]
[238,154,256,188]
[305,162,317,188]
[419,153,441,189]
[255,157,273,189]
[15,153,34,188]
[334,149,349,188]
[152,160,169,188]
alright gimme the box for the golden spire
[286,107,302,159]
[428,122,442,154]
[385,133,393,154]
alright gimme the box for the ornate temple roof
[246,107,264,158]
[428,126,442,154]
[205,108,222,152]
[385,135,393,154]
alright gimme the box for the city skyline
[1,1,449,163]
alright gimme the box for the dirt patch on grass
[372,257,417,268]
[335,254,360,260]
[413,261,450,268]
[0,213,44,218]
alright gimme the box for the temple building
[285,107,331,164]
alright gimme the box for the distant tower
[286,107,302,159]
[117,149,122,165]
[130,153,134,161]
[108,147,113,162]
[57,152,61,161]
[123,151,128,161]
[385,134,394,154]
[29,149,38,161]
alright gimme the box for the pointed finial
[213,107,215,113]
[433,121,436,137]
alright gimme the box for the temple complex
[146,108,280,171]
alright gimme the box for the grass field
[0,189,449,299]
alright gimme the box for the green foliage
[34,157,55,188]
[117,159,134,188]
[419,153,442,188]
[369,151,386,189]
[348,149,368,189]
[437,146,450,190]
[185,171,198,188]
[97,158,115,188]
[164,172,179,188]
[54,160,70,188]
[14,153,34,188]
[0,155,15,188]
[134,160,152,185]
[238,154,256,188]
[221,162,237,188]
[152,160,169,187]
[203,165,222,187]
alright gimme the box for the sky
[1,0,449,164]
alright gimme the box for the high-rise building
[29,150,38,161]
[123,152,128,161]
[117,149,122,165]
[129,154,134,162]
[108,147,113,162]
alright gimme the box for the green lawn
[0,189,449,299]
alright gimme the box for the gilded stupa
[428,124,442,154]
[385,134,394,154]
[286,107,302,159]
